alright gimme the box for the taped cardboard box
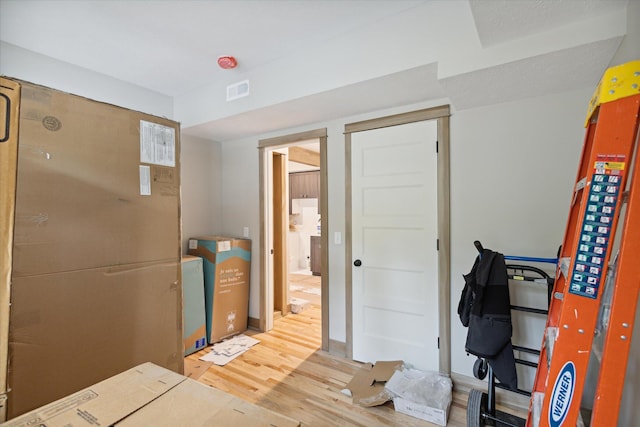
[187,236,251,344]
[4,363,301,427]
[9,81,180,276]
[385,368,453,426]
[1,77,182,419]
[8,262,182,418]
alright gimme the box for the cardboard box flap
[117,379,300,427]
[344,360,404,407]
[3,363,185,427]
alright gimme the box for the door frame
[258,128,329,351]
[345,105,451,374]
[272,152,288,315]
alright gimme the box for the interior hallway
[289,271,321,308]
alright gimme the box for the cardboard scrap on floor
[184,358,213,380]
[199,334,259,366]
[343,360,404,406]
[343,360,453,426]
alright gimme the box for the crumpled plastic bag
[384,368,452,410]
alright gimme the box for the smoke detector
[217,56,237,69]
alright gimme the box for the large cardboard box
[3,362,301,427]
[182,255,207,356]
[0,78,182,420]
[187,236,251,344]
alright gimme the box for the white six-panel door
[351,120,439,372]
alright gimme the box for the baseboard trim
[328,339,346,357]
[451,372,530,411]
[248,316,260,331]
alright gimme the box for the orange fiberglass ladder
[527,60,640,427]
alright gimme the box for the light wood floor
[186,305,467,426]
[184,287,525,426]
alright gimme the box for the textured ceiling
[0,0,630,141]
[440,37,623,111]
[469,0,628,47]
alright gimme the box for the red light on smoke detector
[217,56,237,69]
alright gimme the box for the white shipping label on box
[139,165,151,195]
[189,239,198,250]
[140,120,176,167]
[393,397,448,426]
[217,241,231,252]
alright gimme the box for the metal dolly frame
[467,241,556,427]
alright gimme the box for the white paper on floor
[199,334,260,366]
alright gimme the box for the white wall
[0,42,173,119]
[215,86,593,366]
[216,98,447,341]
[180,134,222,252]
[609,0,640,68]
[450,88,590,382]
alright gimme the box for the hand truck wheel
[473,357,489,380]
[467,388,487,427]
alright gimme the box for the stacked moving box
[182,255,207,356]
[187,236,251,344]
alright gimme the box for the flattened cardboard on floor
[344,360,404,407]
[4,363,301,427]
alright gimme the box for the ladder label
[569,155,625,299]
[549,361,576,427]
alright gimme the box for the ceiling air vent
[226,80,250,101]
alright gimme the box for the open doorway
[287,145,322,313]
[258,129,328,351]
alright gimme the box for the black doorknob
[353,259,362,267]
